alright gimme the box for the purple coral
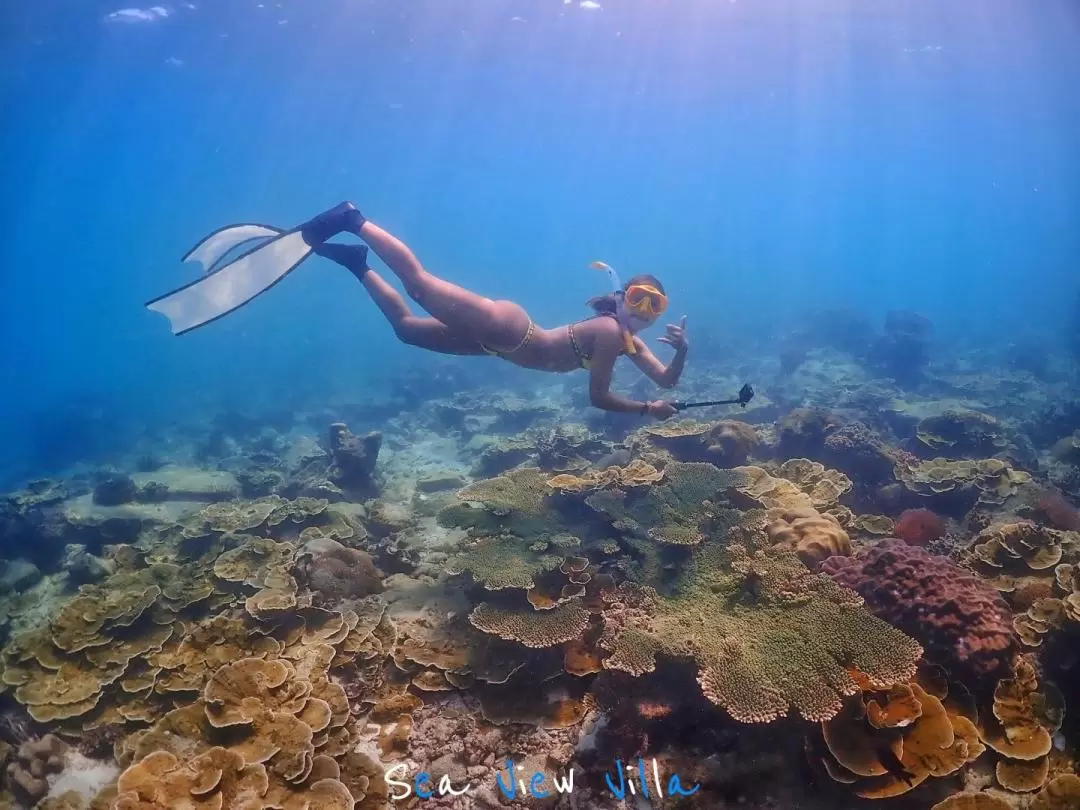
[820,539,1016,693]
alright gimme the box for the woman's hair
[586,273,665,315]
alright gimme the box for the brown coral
[977,657,1062,793]
[295,535,383,605]
[1012,562,1080,648]
[5,735,69,807]
[1031,775,1080,810]
[816,679,985,799]
[931,794,1012,810]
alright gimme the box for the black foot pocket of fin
[314,242,370,276]
[299,202,366,246]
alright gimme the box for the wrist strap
[639,403,648,416]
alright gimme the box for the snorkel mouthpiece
[590,260,637,355]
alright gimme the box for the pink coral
[894,508,945,546]
[820,539,1016,694]
[1035,491,1080,531]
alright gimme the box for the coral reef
[642,419,759,467]
[9,314,1080,810]
[914,409,1012,460]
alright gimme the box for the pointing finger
[680,315,687,329]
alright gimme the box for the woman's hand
[646,400,678,420]
[657,316,689,352]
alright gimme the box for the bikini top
[568,313,631,370]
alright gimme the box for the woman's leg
[355,221,532,352]
[361,270,486,356]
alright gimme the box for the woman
[303,202,688,420]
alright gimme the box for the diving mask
[623,283,668,317]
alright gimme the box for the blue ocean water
[1,0,1078,485]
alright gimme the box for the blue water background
[1,0,1078,485]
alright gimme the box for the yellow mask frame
[623,283,668,317]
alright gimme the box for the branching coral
[598,541,922,723]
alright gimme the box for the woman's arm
[629,316,689,389]
[588,324,653,415]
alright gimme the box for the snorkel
[590,261,668,355]
[590,261,638,354]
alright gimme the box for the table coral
[545,459,663,493]
[642,419,759,467]
[446,534,576,590]
[598,541,922,723]
[437,466,572,540]
[469,599,591,649]
[584,462,749,546]
[821,539,1018,693]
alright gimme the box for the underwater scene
[2,0,1080,807]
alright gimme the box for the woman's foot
[299,202,367,246]
[313,242,370,280]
